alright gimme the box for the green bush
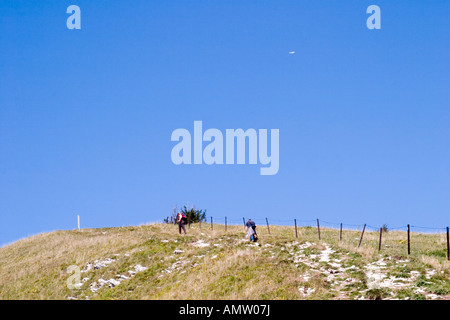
[164,205,207,224]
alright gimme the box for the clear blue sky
[1,1,449,246]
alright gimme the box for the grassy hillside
[0,223,449,300]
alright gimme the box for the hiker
[177,212,187,234]
[245,219,258,242]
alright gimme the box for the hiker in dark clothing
[177,212,187,234]
[245,219,257,242]
[245,219,256,233]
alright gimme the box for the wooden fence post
[340,223,343,242]
[317,219,321,240]
[266,218,270,234]
[446,226,449,261]
[294,219,298,238]
[211,216,213,231]
[358,224,366,248]
[378,227,383,251]
[243,217,246,231]
[407,224,411,255]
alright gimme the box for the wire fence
[180,215,450,260]
[202,216,448,233]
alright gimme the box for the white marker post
[77,215,80,231]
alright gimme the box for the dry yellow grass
[0,223,448,300]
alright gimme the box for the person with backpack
[245,219,258,242]
[177,212,187,235]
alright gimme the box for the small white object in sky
[289,51,295,54]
